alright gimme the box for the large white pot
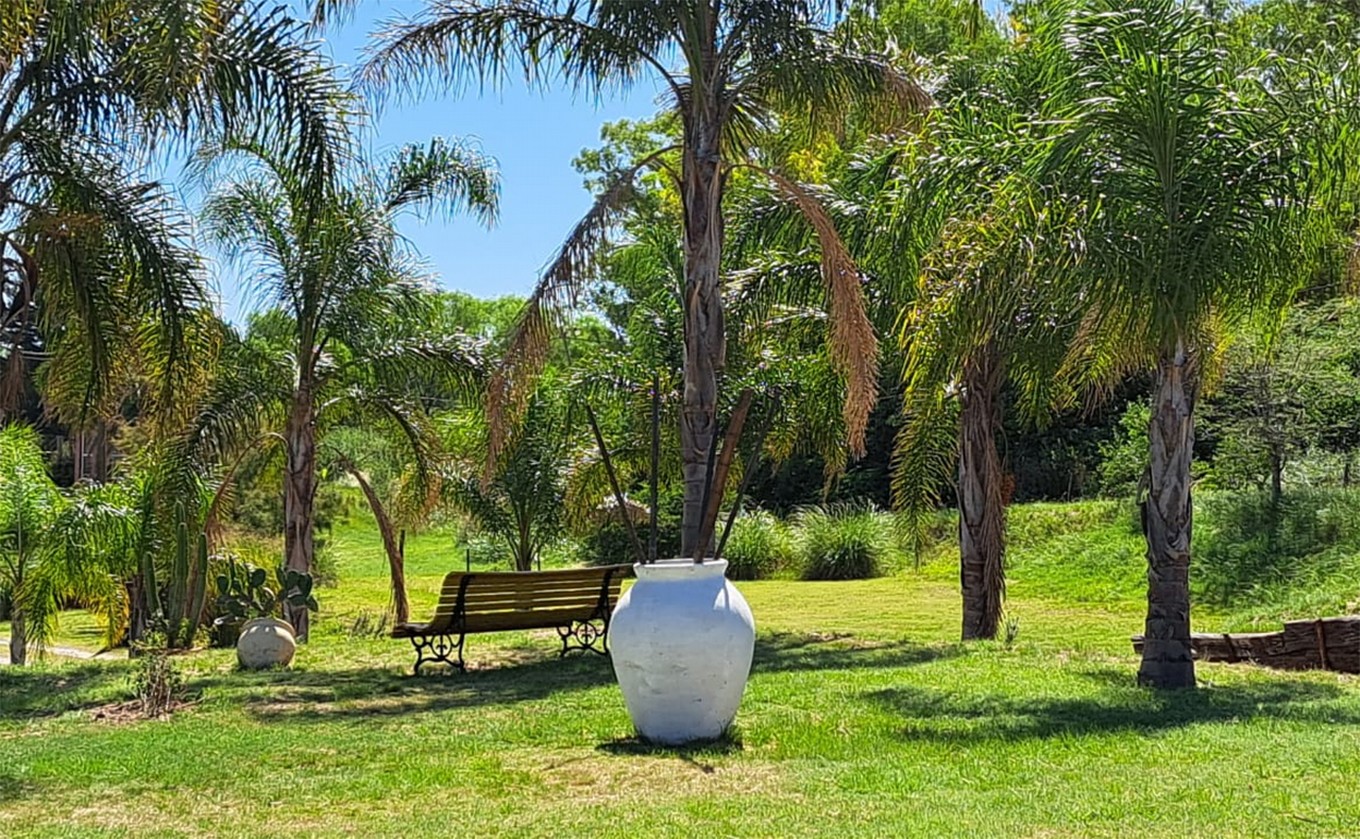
[236,617,297,670]
[608,558,756,745]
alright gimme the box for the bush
[1195,488,1360,615]
[795,502,892,580]
[582,516,681,566]
[1096,401,1150,498]
[722,510,797,580]
[132,634,183,720]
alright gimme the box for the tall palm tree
[198,138,497,639]
[350,0,926,555]
[882,6,1089,641]
[1059,0,1321,688]
[0,0,349,422]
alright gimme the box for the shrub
[1195,488,1360,615]
[1096,402,1151,497]
[795,502,892,580]
[721,510,797,580]
[582,516,681,566]
[132,634,182,720]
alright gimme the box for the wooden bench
[391,565,633,674]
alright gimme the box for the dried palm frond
[757,168,879,458]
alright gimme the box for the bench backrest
[427,565,633,634]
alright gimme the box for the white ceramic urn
[608,558,756,745]
[236,617,297,670]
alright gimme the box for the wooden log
[1132,616,1360,674]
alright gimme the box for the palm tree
[879,7,1089,640]
[1059,0,1321,688]
[198,138,497,639]
[442,389,569,572]
[351,0,926,555]
[0,424,137,664]
[0,424,64,664]
[1,0,349,423]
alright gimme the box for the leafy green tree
[0,425,149,663]
[442,391,569,572]
[351,0,923,555]
[0,425,65,664]
[1203,300,1360,500]
[0,0,348,423]
[880,6,1090,640]
[197,138,496,639]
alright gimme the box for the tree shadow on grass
[753,631,957,674]
[212,652,619,723]
[0,772,41,804]
[220,630,948,723]
[867,665,1360,744]
[0,662,129,718]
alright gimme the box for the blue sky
[207,1,664,323]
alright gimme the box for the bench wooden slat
[462,608,605,632]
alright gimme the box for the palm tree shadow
[219,629,949,723]
[0,772,40,804]
[0,662,129,718]
[753,631,958,674]
[210,651,619,723]
[867,665,1360,743]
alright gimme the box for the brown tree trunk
[283,386,317,642]
[679,114,725,558]
[958,346,1006,641]
[91,420,110,483]
[1138,341,1197,690]
[346,465,409,625]
[126,576,150,648]
[514,511,533,572]
[8,611,25,665]
[73,429,86,483]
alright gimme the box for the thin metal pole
[585,404,647,565]
[649,374,660,564]
[693,416,722,563]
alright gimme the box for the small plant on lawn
[348,611,390,638]
[723,510,797,580]
[1003,616,1021,647]
[132,633,183,720]
[795,502,892,580]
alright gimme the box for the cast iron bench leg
[410,633,466,675]
[556,619,608,657]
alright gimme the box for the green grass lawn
[4,507,1360,837]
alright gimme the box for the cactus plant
[140,504,210,649]
[215,558,317,627]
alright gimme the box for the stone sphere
[236,617,297,669]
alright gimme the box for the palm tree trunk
[126,576,150,647]
[515,512,533,572]
[346,465,409,625]
[679,115,725,558]
[283,386,317,642]
[1138,341,1197,690]
[8,612,25,665]
[958,346,1005,641]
